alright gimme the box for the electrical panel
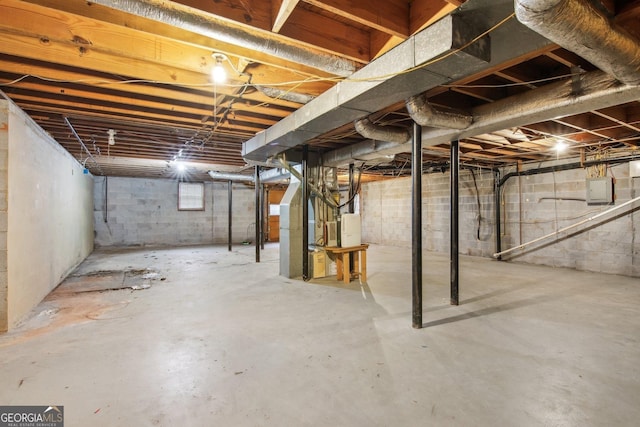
[586,177,614,205]
[631,160,640,178]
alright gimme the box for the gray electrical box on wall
[586,177,614,205]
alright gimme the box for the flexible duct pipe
[324,70,640,167]
[406,94,473,129]
[208,171,254,182]
[255,86,315,105]
[208,169,289,183]
[354,118,411,144]
[259,168,291,183]
[88,0,355,77]
[515,0,640,86]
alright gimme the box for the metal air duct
[255,86,315,105]
[87,0,355,77]
[208,171,254,182]
[406,94,473,129]
[208,169,290,183]
[323,70,640,166]
[354,118,411,144]
[515,0,640,86]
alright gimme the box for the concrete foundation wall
[0,103,8,332]
[360,162,639,277]
[1,98,94,330]
[361,169,496,255]
[500,163,639,277]
[94,177,256,247]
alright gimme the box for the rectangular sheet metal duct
[242,0,513,162]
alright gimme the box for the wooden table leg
[353,251,360,280]
[336,254,343,281]
[360,249,367,283]
[343,252,350,284]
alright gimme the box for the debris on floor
[58,268,162,293]
[0,267,165,346]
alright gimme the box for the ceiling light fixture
[107,129,117,145]
[553,140,568,152]
[211,53,228,84]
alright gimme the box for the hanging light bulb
[107,129,116,145]
[553,140,568,152]
[211,53,227,84]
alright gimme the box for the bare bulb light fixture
[107,129,117,145]
[212,53,228,84]
[553,140,568,152]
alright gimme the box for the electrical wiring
[469,168,482,240]
[0,13,516,91]
[441,71,584,89]
[338,166,362,209]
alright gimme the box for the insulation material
[406,93,472,129]
[515,0,640,86]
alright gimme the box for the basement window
[178,182,205,211]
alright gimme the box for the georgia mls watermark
[0,406,63,427]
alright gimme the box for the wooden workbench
[324,244,369,284]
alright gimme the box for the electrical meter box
[586,177,614,205]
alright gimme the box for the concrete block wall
[94,177,256,247]
[360,161,639,277]
[501,162,639,277]
[360,169,496,255]
[0,97,94,331]
[0,104,8,332]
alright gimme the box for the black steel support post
[264,188,269,247]
[450,140,460,306]
[255,166,261,263]
[494,169,502,260]
[302,146,309,280]
[348,163,355,213]
[228,180,232,252]
[412,122,423,329]
[348,162,355,267]
[260,185,265,250]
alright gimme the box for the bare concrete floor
[1,243,639,426]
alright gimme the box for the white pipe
[493,195,640,258]
[276,158,339,208]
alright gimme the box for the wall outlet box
[586,177,614,205]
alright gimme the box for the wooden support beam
[19,0,344,78]
[410,0,458,34]
[279,6,370,63]
[272,0,300,33]
[304,0,409,38]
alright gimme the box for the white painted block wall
[93,177,256,247]
[0,97,94,331]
